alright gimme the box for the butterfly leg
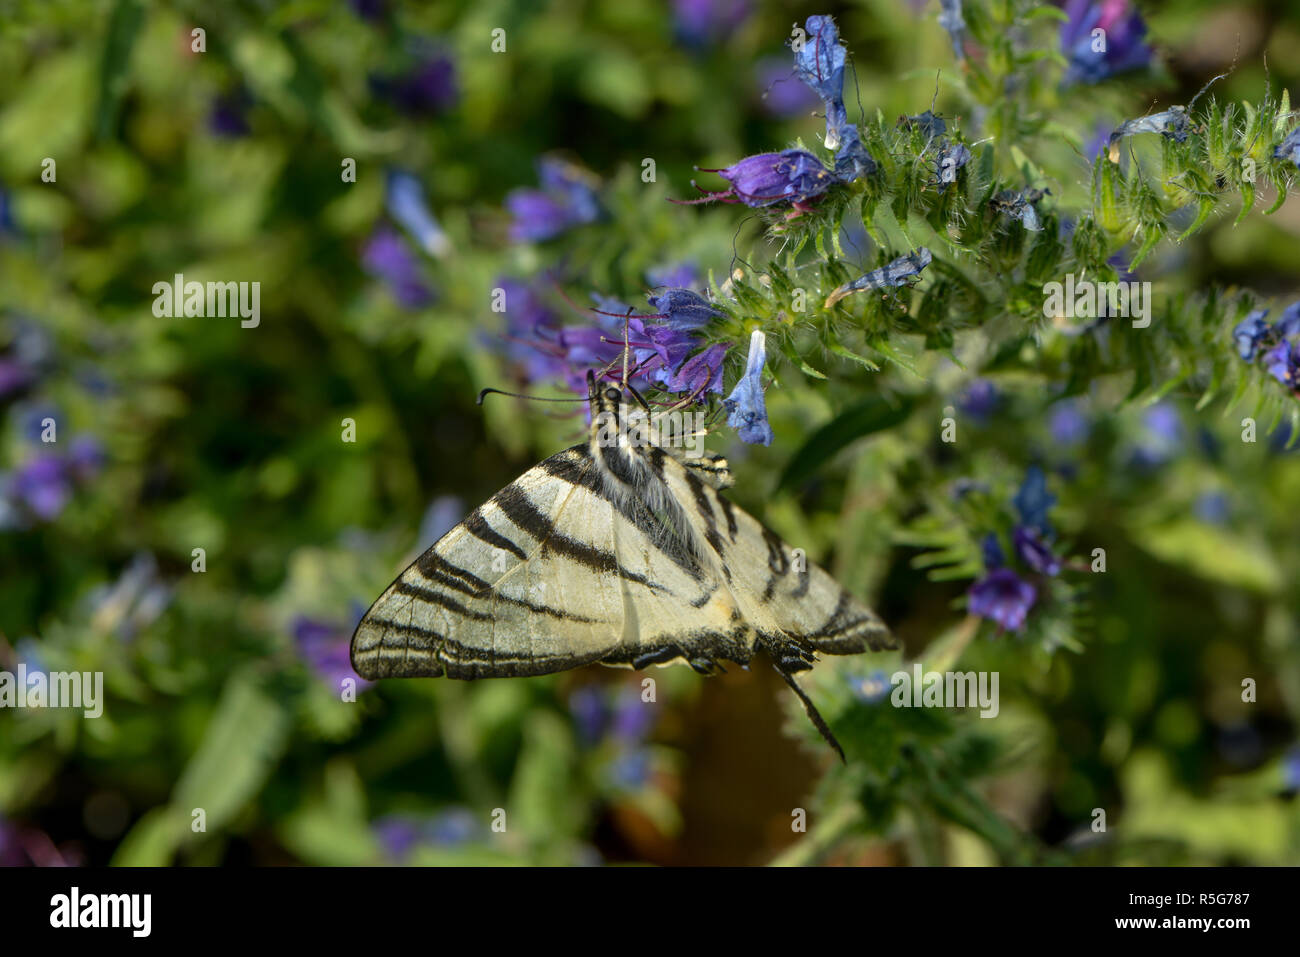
[759,634,846,762]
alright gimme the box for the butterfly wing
[350,444,746,680]
[650,448,895,657]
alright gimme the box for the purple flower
[958,379,998,420]
[0,189,15,236]
[209,89,251,137]
[664,342,729,397]
[968,568,1037,632]
[386,169,450,258]
[371,47,457,116]
[67,434,105,483]
[1013,525,1061,576]
[1048,400,1089,446]
[418,495,464,547]
[0,816,27,866]
[7,455,72,521]
[723,330,773,445]
[373,815,423,860]
[672,0,752,48]
[0,357,34,399]
[362,226,433,308]
[1233,310,1272,361]
[831,124,878,182]
[570,686,611,746]
[506,158,601,242]
[717,149,837,208]
[646,262,699,291]
[1130,402,1184,468]
[1263,340,1300,390]
[1013,466,1056,535]
[348,0,388,21]
[1193,491,1230,524]
[1060,0,1153,86]
[793,16,847,133]
[611,686,656,741]
[293,608,370,692]
[755,58,820,117]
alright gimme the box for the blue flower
[1283,746,1300,791]
[938,0,968,60]
[418,495,464,546]
[1013,466,1056,535]
[831,124,878,182]
[847,669,893,704]
[981,532,1005,569]
[1273,127,1300,168]
[723,330,773,445]
[1060,0,1152,86]
[1130,402,1183,468]
[606,748,654,790]
[792,15,846,110]
[362,227,433,308]
[611,686,656,741]
[968,568,1037,632]
[1193,491,1230,524]
[646,288,723,331]
[570,686,611,747]
[1233,309,1272,361]
[385,169,450,258]
[1013,525,1061,576]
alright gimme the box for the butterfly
[350,369,894,759]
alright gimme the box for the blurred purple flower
[570,686,611,747]
[672,0,752,48]
[938,0,968,60]
[348,0,388,21]
[506,158,601,242]
[1232,309,1271,361]
[1013,525,1061,576]
[293,606,370,692]
[418,495,464,547]
[209,89,251,137]
[968,568,1037,632]
[611,686,656,741]
[1131,402,1183,468]
[1283,746,1300,791]
[958,379,997,420]
[6,455,72,521]
[67,435,105,484]
[1263,340,1300,392]
[756,58,820,117]
[1193,491,1230,524]
[371,47,457,116]
[1060,0,1152,86]
[1048,400,1089,446]
[362,226,433,308]
[646,262,700,291]
[0,816,26,866]
[723,330,773,446]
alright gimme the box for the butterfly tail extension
[773,659,846,764]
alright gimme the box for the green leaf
[95,0,144,141]
[777,394,915,490]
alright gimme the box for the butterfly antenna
[477,387,589,405]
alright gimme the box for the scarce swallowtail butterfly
[351,369,895,759]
